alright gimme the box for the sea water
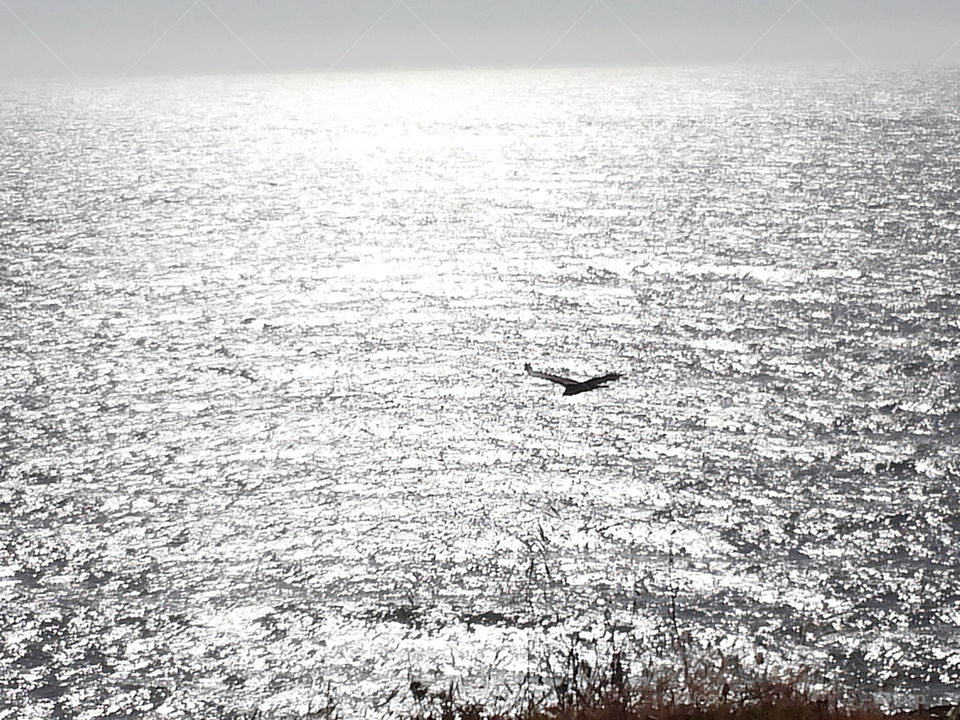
[1,66,958,718]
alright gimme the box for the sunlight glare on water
[1,66,959,718]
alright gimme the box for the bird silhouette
[524,363,623,396]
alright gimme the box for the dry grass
[404,682,955,720]
[401,652,957,720]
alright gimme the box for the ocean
[1,65,958,718]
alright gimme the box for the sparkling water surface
[1,66,959,718]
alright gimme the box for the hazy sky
[2,0,960,76]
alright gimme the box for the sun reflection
[1,67,959,717]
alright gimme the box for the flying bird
[524,363,623,396]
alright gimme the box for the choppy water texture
[1,66,959,719]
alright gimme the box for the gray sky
[2,0,960,76]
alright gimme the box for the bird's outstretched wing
[576,372,623,392]
[524,363,578,387]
